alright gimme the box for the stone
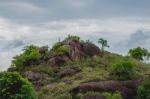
[57,67,81,78]
[47,55,70,67]
[72,78,143,99]
[22,71,42,81]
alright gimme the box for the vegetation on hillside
[0,35,150,99]
[0,72,36,99]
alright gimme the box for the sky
[0,0,150,71]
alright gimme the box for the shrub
[110,60,135,80]
[12,45,41,68]
[65,34,80,41]
[50,42,70,56]
[0,72,37,99]
[137,78,150,99]
[101,92,122,99]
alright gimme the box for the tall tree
[128,47,150,61]
[98,38,109,56]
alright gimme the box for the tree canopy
[128,47,150,61]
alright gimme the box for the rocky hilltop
[48,38,101,67]
[6,35,150,99]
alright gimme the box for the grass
[13,51,150,99]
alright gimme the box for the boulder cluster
[48,39,101,67]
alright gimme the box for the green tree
[12,45,41,69]
[0,72,37,99]
[128,47,150,61]
[98,38,109,56]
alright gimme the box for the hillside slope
[7,35,150,99]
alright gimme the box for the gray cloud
[0,0,150,70]
[0,0,150,23]
[0,39,25,51]
[114,29,150,54]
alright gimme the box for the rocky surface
[82,42,101,57]
[7,67,17,72]
[72,78,143,99]
[47,39,101,67]
[22,71,42,81]
[63,39,101,60]
[47,55,70,67]
[57,67,81,78]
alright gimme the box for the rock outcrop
[7,67,17,72]
[72,78,143,99]
[82,43,101,57]
[47,55,70,67]
[22,71,42,81]
[47,39,101,67]
[57,67,81,78]
[63,39,101,60]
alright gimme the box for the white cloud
[0,17,150,71]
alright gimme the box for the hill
[5,35,150,99]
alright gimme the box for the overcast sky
[0,0,150,71]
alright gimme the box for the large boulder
[57,67,81,78]
[47,39,101,67]
[47,55,70,67]
[63,39,101,61]
[83,43,101,57]
[63,39,84,61]
[72,78,143,99]
[7,67,17,72]
[22,71,42,81]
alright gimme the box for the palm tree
[98,38,109,56]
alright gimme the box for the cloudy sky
[0,0,150,71]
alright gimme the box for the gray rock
[22,71,42,81]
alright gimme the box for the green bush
[50,42,70,56]
[0,72,37,99]
[65,34,80,41]
[12,45,41,68]
[110,60,135,80]
[137,78,150,99]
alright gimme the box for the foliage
[50,42,70,56]
[65,34,80,41]
[137,78,150,99]
[98,38,109,56]
[0,72,37,99]
[128,47,150,60]
[12,45,41,68]
[7,35,150,99]
[110,59,135,80]
[39,45,49,61]
[11,45,50,71]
